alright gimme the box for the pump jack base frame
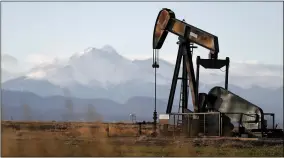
[166,39,230,114]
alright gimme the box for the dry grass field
[1,121,283,157]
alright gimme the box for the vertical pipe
[155,49,156,113]
[182,55,188,111]
[196,56,200,111]
[152,49,158,136]
[273,114,275,129]
[154,66,157,133]
[182,51,188,134]
[155,66,157,110]
[225,57,230,90]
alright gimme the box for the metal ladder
[177,80,189,129]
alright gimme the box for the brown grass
[2,121,283,157]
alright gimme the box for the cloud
[236,60,260,65]
[24,54,68,67]
[25,54,55,65]
[125,53,283,89]
[126,53,179,64]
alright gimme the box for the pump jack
[152,8,283,138]
[153,8,230,114]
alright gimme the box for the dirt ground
[1,121,283,157]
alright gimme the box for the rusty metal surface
[152,8,175,49]
[167,18,219,54]
[183,45,197,112]
[208,86,263,130]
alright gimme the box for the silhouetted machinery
[152,8,283,138]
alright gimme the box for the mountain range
[1,45,283,126]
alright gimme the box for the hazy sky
[2,2,283,66]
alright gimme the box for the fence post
[203,113,205,136]
[107,124,110,137]
[173,114,175,137]
[187,114,190,137]
[220,113,223,136]
[218,113,221,137]
[138,123,142,136]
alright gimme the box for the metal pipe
[182,54,188,111]
[153,53,158,135]
[196,56,200,111]
[154,67,157,122]
[225,57,230,90]
[272,114,275,129]
[152,49,158,136]
[170,112,220,115]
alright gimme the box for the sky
[2,2,283,66]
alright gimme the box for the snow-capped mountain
[2,45,283,102]
[1,45,283,123]
[19,45,172,88]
